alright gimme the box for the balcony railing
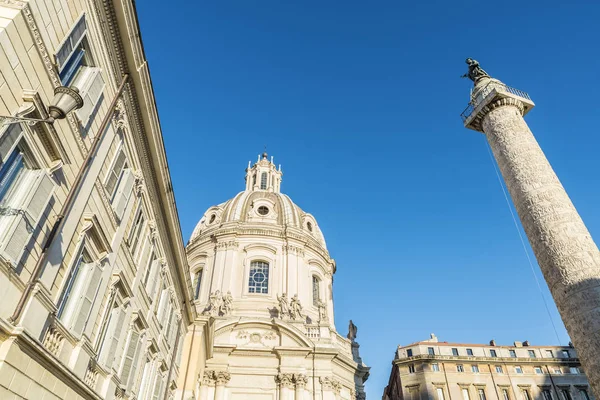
[461,81,532,122]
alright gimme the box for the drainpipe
[9,74,130,325]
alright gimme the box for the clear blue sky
[136,1,600,396]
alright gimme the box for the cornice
[393,354,581,365]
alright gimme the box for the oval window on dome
[257,206,269,216]
[209,214,216,223]
[307,222,313,232]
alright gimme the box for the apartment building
[382,335,592,400]
[0,0,193,399]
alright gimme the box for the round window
[257,206,269,216]
[307,222,313,232]
[209,214,216,223]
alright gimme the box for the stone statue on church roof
[347,320,357,342]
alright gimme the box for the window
[490,349,497,357]
[194,269,203,300]
[407,349,413,357]
[56,14,104,126]
[128,207,145,256]
[98,299,127,369]
[408,364,415,373]
[119,325,143,391]
[543,390,553,400]
[260,172,267,190]
[554,368,563,374]
[457,365,464,372]
[252,174,256,187]
[0,125,54,264]
[257,205,269,215]
[437,388,445,400]
[495,366,503,373]
[428,347,435,355]
[144,252,161,301]
[151,371,166,400]
[535,367,543,374]
[522,390,531,400]
[452,348,459,356]
[528,350,536,358]
[462,389,470,400]
[502,389,510,400]
[579,390,590,400]
[307,221,313,232]
[248,261,269,294]
[472,365,479,373]
[515,366,523,374]
[562,350,570,358]
[561,390,572,400]
[105,146,134,220]
[509,350,517,358]
[546,350,554,358]
[432,363,440,372]
[466,348,473,356]
[312,276,320,306]
[57,247,103,336]
[569,367,579,374]
[478,389,486,400]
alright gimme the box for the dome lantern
[245,152,283,193]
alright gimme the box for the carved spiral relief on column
[481,102,600,393]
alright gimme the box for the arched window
[312,275,320,306]
[194,269,203,300]
[252,174,256,186]
[260,172,267,190]
[248,261,269,294]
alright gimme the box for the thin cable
[484,141,563,345]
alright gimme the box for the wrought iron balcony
[461,81,533,123]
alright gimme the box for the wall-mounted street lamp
[0,86,84,126]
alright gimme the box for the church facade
[176,154,369,400]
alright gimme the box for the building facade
[0,1,192,399]
[382,335,593,400]
[176,154,370,400]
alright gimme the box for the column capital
[215,371,231,386]
[200,370,216,386]
[294,373,308,389]
[276,373,295,389]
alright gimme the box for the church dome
[189,153,327,249]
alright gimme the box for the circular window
[257,206,269,216]
[209,214,216,223]
[307,222,313,232]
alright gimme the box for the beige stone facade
[0,0,192,399]
[382,335,593,400]
[175,154,369,400]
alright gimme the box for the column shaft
[482,101,600,395]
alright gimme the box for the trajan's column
[461,59,600,395]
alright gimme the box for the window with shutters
[98,298,127,370]
[0,125,54,266]
[55,14,104,127]
[137,357,153,400]
[155,284,170,323]
[144,252,161,302]
[105,146,135,221]
[152,370,166,400]
[57,245,104,337]
[128,206,146,258]
[119,323,145,390]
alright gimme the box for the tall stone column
[277,373,295,400]
[199,370,216,400]
[462,73,600,395]
[295,374,308,400]
[214,371,230,400]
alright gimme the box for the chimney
[514,341,523,348]
[490,340,496,346]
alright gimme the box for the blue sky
[137,1,600,396]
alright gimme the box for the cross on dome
[245,153,283,193]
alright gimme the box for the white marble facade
[177,153,369,400]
